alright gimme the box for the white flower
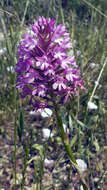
[90,62,96,68]
[90,63,99,69]
[63,123,69,134]
[76,50,81,56]
[29,108,53,117]
[95,81,99,86]
[7,66,14,73]
[72,39,77,47]
[42,128,53,139]
[81,55,84,58]
[88,101,98,110]
[44,158,54,169]
[80,185,84,190]
[0,47,6,55]
[29,110,36,115]
[38,108,53,118]
[76,159,87,172]
[98,84,102,89]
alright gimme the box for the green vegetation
[0,0,107,189]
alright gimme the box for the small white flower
[72,39,77,47]
[90,63,96,68]
[7,66,14,73]
[63,123,69,134]
[80,185,84,190]
[81,55,84,58]
[38,108,53,118]
[42,128,53,139]
[0,47,6,55]
[88,101,98,110]
[90,63,99,69]
[76,159,87,172]
[95,81,99,86]
[76,50,81,56]
[98,84,102,89]
[29,110,36,115]
[44,158,54,169]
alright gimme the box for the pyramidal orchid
[15,17,88,189]
[15,16,84,110]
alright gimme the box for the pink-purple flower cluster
[15,16,84,109]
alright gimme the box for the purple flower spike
[15,16,85,110]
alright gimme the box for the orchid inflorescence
[15,16,84,110]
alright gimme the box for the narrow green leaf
[17,111,24,142]
[70,134,77,147]
[20,111,24,133]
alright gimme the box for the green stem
[21,137,30,190]
[14,119,17,190]
[40,159,44,190]
[89,57,107,102]
[53,101,89,190]
[21,0,29,26]
[81,0,107,19]
[71,9,76,42]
